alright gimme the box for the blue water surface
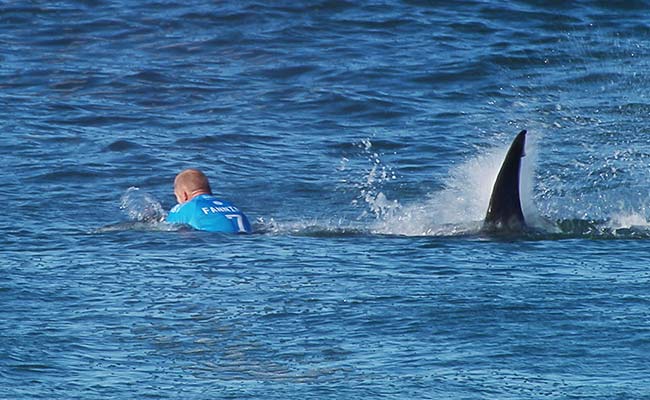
[3,1,650,399]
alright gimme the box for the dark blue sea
[4,1,650,398]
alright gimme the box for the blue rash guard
[166,194,252,233]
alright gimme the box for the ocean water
[3,1,650,398]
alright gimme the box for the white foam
[608,211,650,230]
[254,217,361,236]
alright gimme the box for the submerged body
[166,194,252,233]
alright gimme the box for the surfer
[166,168,252,233]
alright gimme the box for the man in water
[166,168,252,233]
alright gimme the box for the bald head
[173,168,212,204]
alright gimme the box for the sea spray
[273,131,650,238]
[92,188,173,233]
[368,146,503,236]
[517,130,554,230]
[339,137,399,220]
[366,132,544,236]
[120,187,167,223]
[608,211,650,231]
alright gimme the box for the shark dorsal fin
[483,130,527,231]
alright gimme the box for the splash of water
[92,188,175,233]
[353,139,399,219]
[119,186,167,223]
[607,210,650,231]
[282,131,650,239]
[366,132,544,236]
